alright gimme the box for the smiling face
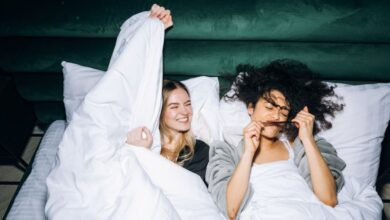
[248,90,290,139]
[162,87,193,134]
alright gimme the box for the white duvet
[44,11,383,220]
[45,12,223,220]
[239,143,383,220]
[240,176,383,220]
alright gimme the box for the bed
[1,0,390,219]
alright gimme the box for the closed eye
[265,103,274,109]
[168,103,179,109]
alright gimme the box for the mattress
[6,120,65,220]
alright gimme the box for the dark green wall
[0,0,389,124]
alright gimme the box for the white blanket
[45,12,223,220]
[238,140,382,220]
[240,175,382,220]
[239,154,382,220]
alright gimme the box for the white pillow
[220,82,390,186]
[318,83,390,186]
[62,61,105,122]
[62,61,222,145]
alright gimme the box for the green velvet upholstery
[1,0,390,124]
[1,0,390,42]
[2,38,390,80]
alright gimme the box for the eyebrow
[263,96,290,111]
[167,100,191,106]
[167,103,179,107]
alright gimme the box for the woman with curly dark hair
[206,59,346,220]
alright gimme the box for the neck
[162,132,182,150]
[260,135,278,150]
[161,147,179,162]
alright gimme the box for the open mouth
[176,117,189,123]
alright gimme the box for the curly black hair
[225,59,344,141]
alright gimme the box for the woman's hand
[126,127,153,148]
[227,120,263,220]
[292,106,315,143]
[293,107,338,207]
[243,121,263,155]
[150,4,173,29]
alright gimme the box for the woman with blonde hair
[127,79,210,184]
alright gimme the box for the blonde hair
[159,80,195,165]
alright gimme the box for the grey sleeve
[316,137,346,192]
[206,141,253,218]
[294,137,346,192]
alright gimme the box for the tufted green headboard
[1,0,390,124]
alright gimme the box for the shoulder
[191,139,210,160]
[209,140,243,164]
[195,139,210,152]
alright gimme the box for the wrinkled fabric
[45,12,223,220]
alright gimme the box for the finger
[150,4,159,16]
[153,6,164,17]
[294,115,309,123]
[156,7,165,18]
[251,136,260,146]
[244,121,259,133]
[151,7,160,17]
[250,120,263,128]
[296,114,313,123]
[293,116,312,128]
[144,127,153,140]
[162,16,170,25]
[246,124,261,134]
[295,111,312,119]
[151,4,158,11]
[247,130,260,140]
[249,121,261,131]
[146,133,153,144]
[293,115,307,124]
[134,127,143,135]
[244,122,255,131]
[303,106,309,113]
[141,130,147,140]
[298,110,314,119]
[254,121,265,129]
[167,17,173,26]
[160,9,171,19]
[246,125,260,134]
[291,118,301,128]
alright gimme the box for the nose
[271,109,281,120]
[179,105,191,115]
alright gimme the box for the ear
[247,103,254,116]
